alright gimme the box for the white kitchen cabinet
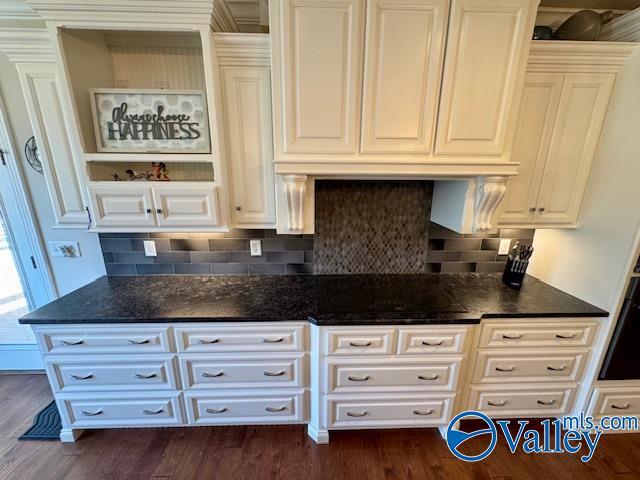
[533,74,614,225]
[497,72,615,227]
[89,183,220,228]
[360,0,448,154]
[89,184,156,228]
[16,63,89,227]
[270,0,364,154]
[153,185,220,228]
[220,65,276,227]
[434,0,537,155]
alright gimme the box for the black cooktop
[316,275,469,314]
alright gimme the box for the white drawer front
[46,355,178,393]
[397,327,468,355]
[327,394,454,428]
[57,392,183,427]
[184,390,306,425]
[179,353,305,390]
[472,349,587,383]
[174,325,305,353]
[591,387,640,417]
[326,356,460,393]
[36,326,172,355]
[468,384,577,417]
[324,328,396,356]
[478,320,598,349]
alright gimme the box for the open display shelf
[87,161,214,182]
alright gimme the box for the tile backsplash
[100,225,534,276]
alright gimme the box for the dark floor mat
[19,400,61,440]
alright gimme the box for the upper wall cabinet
[272,0,364,154]
[496,42,635,229]
[434,0,537,155]
[360,0,448,154]
[270,0,538,176]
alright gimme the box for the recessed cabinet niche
[56,29,210,156]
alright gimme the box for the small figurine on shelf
[111,173,121,181]
[152,162,170,181]
[126,169,153,181]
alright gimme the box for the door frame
[0,89,56,369]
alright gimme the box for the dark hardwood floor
[1,374,639,479]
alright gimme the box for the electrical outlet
[250,239,262,257]
[49,241,80,258]
[498,239,511,256]
[143,240,157,257]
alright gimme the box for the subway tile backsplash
[99,224,534,276]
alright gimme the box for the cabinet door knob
[413,409,434,416]
[156,208,162,214]
[235,206,242,211]
[529,207,536,212]
[146,208,152,214]
[346,410,367,417]
[538,207,545,212]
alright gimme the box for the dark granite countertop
[20,273,608,325]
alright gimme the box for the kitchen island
[20,274,608,443]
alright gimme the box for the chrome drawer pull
[501,334,522,340]
[349,341,372,347]
[264,370,286,377]
[346,410,368,417]
[265,406,287,412]
[134,372,158,379]
[348,375,370,382]
[262,337,284,343]
[546,365,567,372]
[80,409,103,416]
[421,340,444,346]
[487,400,507,407]
[418,374,440,381]
[60,339,84,346]
[197,338,220,344]
[611,403,631,410]
[127,339,151,345]
[206,407,228,414]
[495,366,516,372]
[555,333,576,339]
[201,371,224,378]
[537,399,557,406]
[413,409,434,416]
[142,408,164,415]
[70,373,93,380]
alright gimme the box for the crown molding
[214,32,269,66]
[212,0,239,32]
[599,8,640,42]
[527,40,638,74]
[0,27,55,62]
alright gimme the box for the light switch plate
[250,239,262,257]
[143,240,157,257]
[498,239,511,256]
[49,241,81,258]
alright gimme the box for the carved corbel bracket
[474,175,508,232]
[282,174,308,234]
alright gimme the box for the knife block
[502,257,528,290]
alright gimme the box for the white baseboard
[0,344,43,370]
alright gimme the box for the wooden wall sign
[89,89,210,153]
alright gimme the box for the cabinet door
[17,63,88,226]
[89,184,155,227]
[221,66,276,227]
[497,73,563,226]
[534,74,615,225]
[435,0,537,155]
[360,0,448,154]
[153,185,220,228]
[271,0,364,154]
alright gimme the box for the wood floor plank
[1,374,640,480]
